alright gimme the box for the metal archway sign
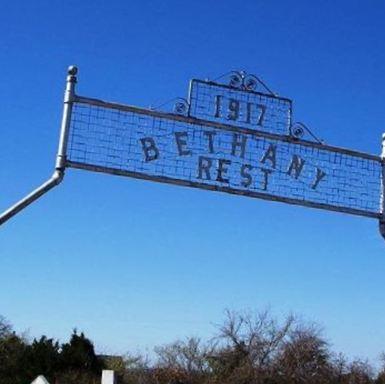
[1,66,385,239]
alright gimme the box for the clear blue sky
[1,0,385,362]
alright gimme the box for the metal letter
[256,104,266,126]
[204,131,216,154]
[287,155,305,179]
[140,137,159,162]
[217,159,231,183]
[241,164,253,187]
[246,102,252,124]
[197,156,212,180]
[228,99,240,121]
[261,144,277,169]
[231,133,247,158]
[261,168,273,191]
[175,132,191,156]
[312,168,327,190]
[214,95,222,118]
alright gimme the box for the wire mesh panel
[188,80,292,135]
[66,97,382,218]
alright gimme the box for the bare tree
[209,309,296,383]
[276,323,332,384]
[331,353,349,383]
[375,352,385,384]
[345,359,373,384]
[119,352,150,384]
[155,337,213,374]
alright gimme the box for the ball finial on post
[67,65,78,76]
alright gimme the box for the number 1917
[214,95,266,126]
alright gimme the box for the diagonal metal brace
[0,66,77,226]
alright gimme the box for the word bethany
[139,131,326,191]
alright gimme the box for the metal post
[56,65,77,170]
[0,65,77,226]
[380,133,385,239]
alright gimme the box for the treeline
[0,317,102,384]
[1,310,385,384]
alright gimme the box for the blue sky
[1,0,385,362]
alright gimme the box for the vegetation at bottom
[1,310,385,384]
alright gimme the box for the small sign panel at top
[188,79,292,135]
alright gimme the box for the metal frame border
[68,94,381,219]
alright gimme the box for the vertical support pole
[0,65,78,225]
[380,133,385,239]
[56,65,78,171]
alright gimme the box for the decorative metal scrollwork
[228,71,244,89]
[173,98,189,116]
[290,122,323,144]
[150,97,190,116]
[243,74,258,91]
[291,123,305,139]
[216,70,276,96]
